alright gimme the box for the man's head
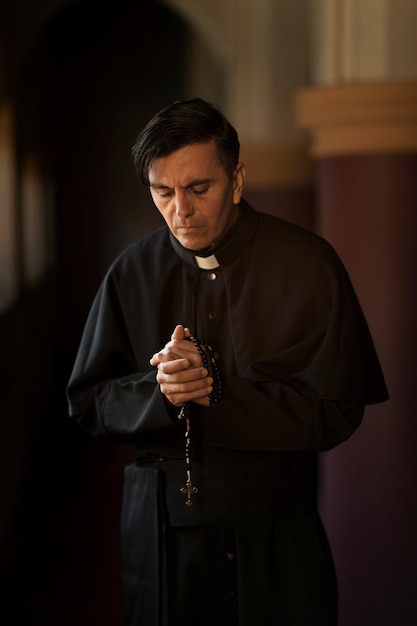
[132,98,240,185]
[132,99,245,251]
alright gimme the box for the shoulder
[108,225,171,273]
[97,226,176,296]
[251,207,342,270]
[240,204,355,305]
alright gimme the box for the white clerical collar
[194,254,220,270]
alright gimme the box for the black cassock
[67,200,388,626]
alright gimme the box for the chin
[180,238,210,251]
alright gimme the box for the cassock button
[226,552,235,561]
[207,272,217,281]
[208,312,218,320]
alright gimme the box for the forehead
[148,141,225,183]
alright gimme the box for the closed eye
[150,180,212,199]
[151,186,173,199]
[190,186,209,196]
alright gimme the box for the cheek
[157,207,172,227]
[150,194,168,218]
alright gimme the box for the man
[67,98,388,626]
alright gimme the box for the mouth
[176,224,203,233]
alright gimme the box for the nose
[174,190,193,218]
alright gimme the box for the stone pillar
[295,80,417,626]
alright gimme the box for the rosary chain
[178,336,223,505]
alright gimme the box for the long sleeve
[67,253,179,444]
[204,374,364,452]
[68,281,363,451]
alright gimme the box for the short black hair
[132,98,240,185]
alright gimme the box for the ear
[233,163,246,204]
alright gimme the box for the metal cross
[180,470,198,506]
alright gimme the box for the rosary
[178,336,223,506]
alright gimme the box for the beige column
[228,0,315,227]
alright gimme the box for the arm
[204,374,364,452]
[67,304,212,442]
[68,331,362,450]
[66,277,187,442]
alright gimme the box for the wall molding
[295,80,417,157]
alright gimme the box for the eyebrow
[149,178,214,190]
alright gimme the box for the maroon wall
[316,154,417,626]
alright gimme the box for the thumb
[171,324,186,340]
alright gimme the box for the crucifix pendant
[180,474,198,506]
[180,480,198,506]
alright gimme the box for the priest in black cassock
[67,98,388,626]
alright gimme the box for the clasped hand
[150,325,213,408]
